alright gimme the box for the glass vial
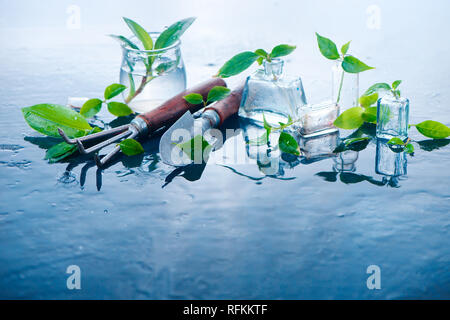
[376,95,410,140]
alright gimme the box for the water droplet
[104,209,109,214]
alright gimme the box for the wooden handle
[137,78,227,134]
[204,86,244,125]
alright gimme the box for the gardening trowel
[159,86,243,167]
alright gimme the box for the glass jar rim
[122,31,181,53]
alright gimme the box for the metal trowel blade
[159,111,195,167]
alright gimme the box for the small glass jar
[375,139,407,177]
[239,58,307,127]
[119,32,187,113]
[297,101,339,137]
[331,60,359,112]
[376,94,409,140]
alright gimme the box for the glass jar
[376,95,409,140]
[119,32,187,113]
[299,131,339,163]
[239,58,307,127]
[331,60,359,111]
[297,101,339,137]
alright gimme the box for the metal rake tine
[95,130,139,168]
[57,125,130,145]
[78,129,134,155]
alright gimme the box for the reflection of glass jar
[333,150,359,172]
[299,131,339,163]
[239,58,307,127]
[376,95,409,140]
[119,32,186,113]
[375,139,407,177]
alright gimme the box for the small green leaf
[278,132,300,156]
[119,139,144,156]
[270,44,296,59]
[80,98,103,118]
[45,142,77,163]
[341,41,351,55]
[254,49,268,58]
[315,33,340,60]
[363,83,391,96]
[183,93,204,105]
[344,137,369,146]
[176,134,212,161]
[216,51,259,78]
[107,102,133,117]
[387,137,405,145]
[206,86,231,104]
[256,57,264,65]
[361,106,377,123]
[333,107,365,129]
[342,137,370,151]
[109,34,139,50]
[405,143,414,154]
[392,80,402,90]
[412,120,450,139]
[155,61,177,75]
[104,83,127,100]
[359,93,378,108]
[342,55,374,73]
[154,17,196,49]
[247,131,269,146]
[22,104,92,138]
[123,17,153,50]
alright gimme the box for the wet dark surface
[0,0,449,299]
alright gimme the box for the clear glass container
[331,60,359,112]
[297,101,339,137]
[333,150,359,172]
[119,32,187,113]
[375,139,407,177]
[239,58,307,127]
[376,95,409,140]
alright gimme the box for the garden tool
[159,85,243,167]
[58,78,226,167]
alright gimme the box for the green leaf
[206,86,231,104]
[154,17,196,49]
[342,55,374,73]
[359,93,378,108]
[315,33,340,60]
[392,80,402,90]
[80,98,103,118]
[412,120,450,139]
[344,137,369,146]
[109,34,139,50]
[256,56,264,65]
[254,49,268,58]
[104,83,127,100]
[270,44,296,59]
[387,137,405,145]
[107,102,133,117]
[123,17,153,50]
[45,142,77,163]
[247,131,269,146]
[339,137,370,152]
[22,104,92,138]
[361,106,377,123]
[155,61,177,75]
[405,143,414,154]
[216,51,259,78]
[363,83,391,96]
[341,41,351,55]
[119,139,144,156]
[176,134,212,161]
[278,132,300,156]
[183,93,204,105]
[333,107,365,129]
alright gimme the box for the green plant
[111,17,196,104]
[215,44,296,78]
[315,33,374,104]
[183,86,231,106]
[80,83,133,118]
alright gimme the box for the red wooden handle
[137,78,227,134]
[204,85,244,125]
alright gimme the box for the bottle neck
[263,59,284,79]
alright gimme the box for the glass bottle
[376,94,410,140]
[119,32,187,113]
[239,58,307,127]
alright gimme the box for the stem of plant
[336,69,345,104]
[124,74,154,104]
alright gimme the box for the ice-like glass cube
[297,101,339,137]
[376,95,409,140]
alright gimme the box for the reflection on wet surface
[1,0,450,299]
